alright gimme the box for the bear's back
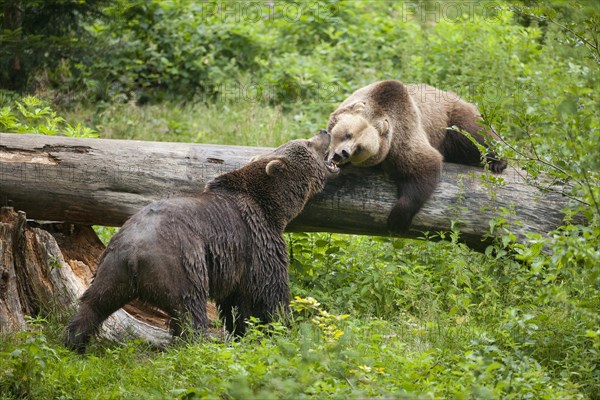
[110,194,249,257]
[404,83,479,148]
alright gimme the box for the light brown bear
[326,80,507,232]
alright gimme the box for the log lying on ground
[0,133,577,250]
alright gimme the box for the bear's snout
[328,149,349,164]
[309,130,331,153]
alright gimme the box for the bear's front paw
[387,205,414,233]
[487,157,508,173]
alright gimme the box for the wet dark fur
[328,80,507,232]
[65,136,330,353]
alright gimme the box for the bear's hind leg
[440,128,484,166]
[65,251,138,353]
[65,303,98,354]
[445,113,507,173]
[167,289,210,340]
[169,307,209,339]
[65,282,134,353]
[217,293,257,336]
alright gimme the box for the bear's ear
[350,101,366,113]
[327,115,338,131]
[380,119,390,136]
[266,158,287,176]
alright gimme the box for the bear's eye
[342,132,352,140]
[355,144,362,153]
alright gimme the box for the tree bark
[0,133,579,251]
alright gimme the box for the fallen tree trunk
[0,133,577,250]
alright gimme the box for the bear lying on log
[326,80,508,232]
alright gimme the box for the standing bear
[326,80,507,232]
[65,131,337,353]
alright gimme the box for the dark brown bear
[325,80,507,232]
[65,131,337,353]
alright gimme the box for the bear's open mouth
[325,160,340,174]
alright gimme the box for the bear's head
[326,101,391,169]
[253,130,340,223]
[264,129,339,190]
[207,130,337,226]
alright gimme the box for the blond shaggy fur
[327,80,507,231]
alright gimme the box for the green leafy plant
[0,318,59,398]
[290,296,349,342]
[0,95,97,137]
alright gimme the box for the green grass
[1,232,598,399]
[0,302,587,399]
[62,99,331,147]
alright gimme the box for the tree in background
[0,0,109,92]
